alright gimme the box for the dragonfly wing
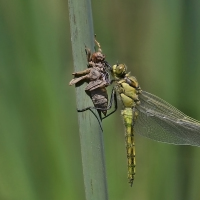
[135,91,200,146]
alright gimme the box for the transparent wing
[135,91,200,146]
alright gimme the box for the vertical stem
[68,1,108,200]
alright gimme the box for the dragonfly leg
[102,88,118,120]
[77,87,117,116]
[77,87,118,129]
[77,107,103,131]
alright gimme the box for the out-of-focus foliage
[1,0,200,200]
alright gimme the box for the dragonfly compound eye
[112,64,127,77]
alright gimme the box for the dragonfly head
[112,64,127,78]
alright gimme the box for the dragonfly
[97,63,200,186]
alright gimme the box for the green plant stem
[68,1,108,200]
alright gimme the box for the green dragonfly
[100,63,200,186]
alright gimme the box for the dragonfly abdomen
[121,108,136,186]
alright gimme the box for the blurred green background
[1,0,200,200]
